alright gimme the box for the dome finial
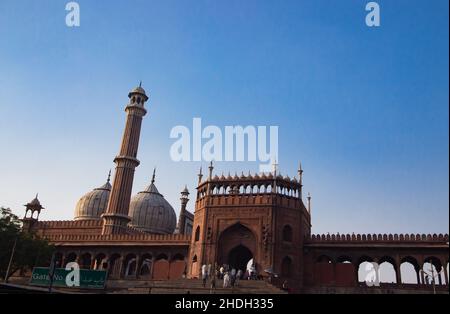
[139,80,142,88]
[107,169,112,183]
[151,167,156,184]
[208,161,214,180]
[198,166,203,184]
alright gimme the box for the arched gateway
[217,223,256,271]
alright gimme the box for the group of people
[200,262,258,290]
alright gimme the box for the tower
[22,194,44,232]
[177,186,190,234]
[188,165,311,287]
[102,84,148,235]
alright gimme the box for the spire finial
[208,160,214,180]
[272,158,278,176]
[307,192,312,213]
[151,167,156,184]
[298,162,303,183]
[107,169,112,183]
[139,81,142,88]
[198,166,203,184]
[35,193,39,199]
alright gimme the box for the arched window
[282,225,293,242]
[195,226,200,242]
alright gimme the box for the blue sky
[0,0,448,234]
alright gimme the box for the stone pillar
[395,266,401,285]
[102,85,148,235]
[135,256,141,279]
[117,257,124,279]
[437,267,443,286]
[151,257,155,279]
[416,268,421,285]
[443,265,448,286]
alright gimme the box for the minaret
[307,192,312,214]
[102,84,148,235]
[177,186,190,234]
[298,162,303,199]
[207,161,214,195]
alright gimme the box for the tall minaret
[177,186,190,234]
[102,84,148,235]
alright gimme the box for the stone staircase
[107,278,287,294]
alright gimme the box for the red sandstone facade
[17,85,449,293]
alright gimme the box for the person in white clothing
[223,272,230,288]
[201,264,208,287]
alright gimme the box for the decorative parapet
[306,233,449,243]
[36,219,103,228]
[43,232,191,244]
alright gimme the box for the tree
[0,207,54,281]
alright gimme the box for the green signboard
[30,267,107,289]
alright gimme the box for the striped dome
[129,177,176,234]
[74,176,111,221]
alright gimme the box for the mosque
[19,85,449,293]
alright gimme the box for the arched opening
[423,257,444,285]
[335,256,355,287]
[94,253,107,270]
[156,253,168,261]
[194,226,200,242]
[282,225,293,242]
[227,245,253,272]
[217,223,257,273]
[80,253,92,269]
[281,256,292,277]
[169,254,186,279]
[108,254,121,278]
[140,254,153,278]
[64,252,77,267]
[124,254,137,277]
[357,256,374,284]
[400,256,420,284]
[379,261,397,284]
[315,255,334,286]
[153,253,170,280]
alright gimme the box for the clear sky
[0,0,448,235]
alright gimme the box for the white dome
[74,179,111,220]
[129,181,176,234]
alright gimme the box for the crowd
[200,262,260,290]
